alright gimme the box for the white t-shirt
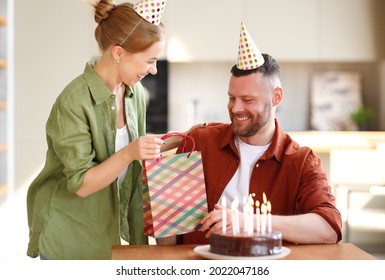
[115,126,129,189]
[219,136,270,212]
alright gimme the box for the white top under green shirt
[115,126,129,189]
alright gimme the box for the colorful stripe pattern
[143,152,208,238]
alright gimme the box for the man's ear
[272,87,283,106]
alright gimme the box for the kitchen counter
[288,131,385,153]
[111,243,377,260]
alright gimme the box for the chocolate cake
[209,230,282,257]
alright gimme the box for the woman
[26,0,185,260]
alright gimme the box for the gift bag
[142,132,208,238]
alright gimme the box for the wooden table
[111,243,377,260]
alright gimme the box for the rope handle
[160,132,196,157]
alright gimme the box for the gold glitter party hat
[237,22,264,70]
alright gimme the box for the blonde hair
[92,0,165,53]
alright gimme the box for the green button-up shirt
[27,62,148,260]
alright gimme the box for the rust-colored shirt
[178,120,342,244]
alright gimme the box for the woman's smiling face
[118,39,166,86]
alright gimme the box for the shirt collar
[82,61,134,105]
[219,119,286,162]
[261,119,285,162]
[219,126,234,147]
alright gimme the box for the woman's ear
[272,87,283,106]
[111,45,124,63]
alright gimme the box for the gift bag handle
[160,132,196,157]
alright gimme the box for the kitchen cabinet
[243,0,318,61]
[319,0,377,61]
[165,0,243,62]
[165,0,380,62]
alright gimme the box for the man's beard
[230,103,271,137]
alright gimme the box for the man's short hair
[231,53,281,82]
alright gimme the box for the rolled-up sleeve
[47,100,96,193]
[298,150,343,242]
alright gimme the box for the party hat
[134,0,167,26]
[237,22,264,70]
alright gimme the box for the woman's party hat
[134,0,167,25]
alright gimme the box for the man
[176,23,342,245]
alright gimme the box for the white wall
[168,62,232,131]
[168,61,383,132]
[167,62,312,132]
[13,0,385,189]
[7,0,385,259]
[14,0,98,189]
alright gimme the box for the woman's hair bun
[93,0,115,24]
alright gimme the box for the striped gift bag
[142,133,208,238]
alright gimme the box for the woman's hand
[77,135,164,197]
[125,135,165,161]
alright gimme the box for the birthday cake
[209,230,282,257]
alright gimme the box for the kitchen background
[0,0,384,259]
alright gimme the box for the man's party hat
[134,0,167,25]
[237,22,264,70]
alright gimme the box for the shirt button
[111,106,116,110]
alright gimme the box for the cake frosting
[209,230,282,257]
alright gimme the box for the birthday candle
[267,201,272,233]
[263,192,267,205]
[231,198,238,235]
[255,200,260,233]
[261,203,267,234]
[262,193,268,234]
[243,196,248,233]
[231,200,235,235]
[247,194,254,234]
[234,197,240,234]
[222,197,227,234]
[251,193,256,214]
